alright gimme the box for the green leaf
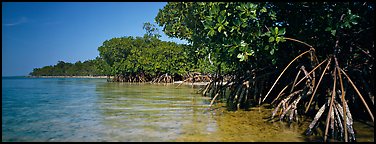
[241,23,247,28]
[237,53,243,58]
[240,40,247,47]
[230,26,236,32]
[203,21,213,29]
[245,50,254,56]
[208,29,216,37]
[280,37,286,42]
[278,28,286,36]
[237,53,245,61]
[218,15,225,24]
[240,45,246,51]
[274,27,279,35]
[268,37,275,42]
[224,21,229,26]
[331,30,336,36]
[276,37,280,43]
[272,59,276,65]
[260,7,267,13]
[244,54,248,61]
[218,25,223,32]
[220,10,227,16]
[270,48,275,55]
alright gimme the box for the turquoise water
[2,77,373,142]
[2,77,212,142]
[2,77,105,141]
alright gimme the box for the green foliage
[156,1,373,81]
[156,2,286,76]
[97,34,194,79]
[156,2,374,121]
[273,2,373,61]
[30,22,208,80]
[29,59,105,76]
[30,2,374,142]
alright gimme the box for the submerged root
[305,99,329,136]
[271,89,303,121]
[265,38,369,142]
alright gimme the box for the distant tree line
[29,22,218,80]
[29,58,107,76]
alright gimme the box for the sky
[2,2,187,76]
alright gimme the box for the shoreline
[173,81,210,86]
[28,76,112,79]
[26,76,213,86]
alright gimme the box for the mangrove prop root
[335,58,348,142]
[324,67,337,142]
[294,58,328,87]
[289,105,295,123]
[272,99,285,119]
[330,104,335,139]
[344,101,356,141]
[280,96,301,121]
[305,58,331,113]
[337,100,356,141]
[284,37,315,49]
[291,69,302,93]
[272,89,303,119]
[340,68,374,122]
[209,93,220,108]
[333,102,344,140]
[289,96,301,122]
[284,89,303,104]
[272,84,290,104]
[306,99,329,136]
[175,77,190,88]
[202,80,213,96]
[263,49,312,102]
[300,66,314,95]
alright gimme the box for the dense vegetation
[98,36,186,82]
[30,23,215,81]
[156,2,374,142]
[29,58,106,76]
[30,2,373,142]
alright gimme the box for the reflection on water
[95,83,213,142]
[2,78,373,142]
[174,105,308,142]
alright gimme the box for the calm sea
[2,77,373,142]
[2,77,212,142]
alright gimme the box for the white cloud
[3,17,28,26]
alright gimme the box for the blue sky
[2,2,187,76]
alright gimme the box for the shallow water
[2,77,373,142]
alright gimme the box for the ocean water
[2,77,213,142]
[2,77,373,142]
